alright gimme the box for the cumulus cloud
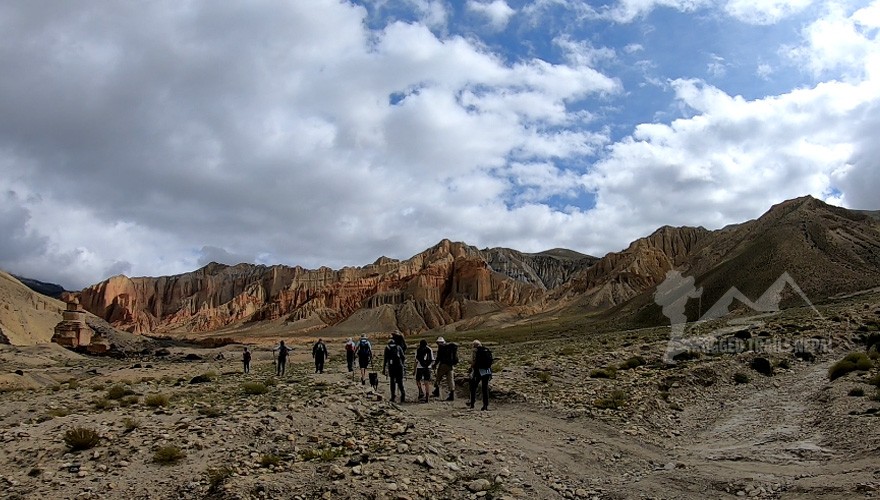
[0,0,617,289]
[724,0,813,25]
[466,0,516,30]
[0,0,877,292]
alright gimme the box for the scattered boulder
[750,357,774,376]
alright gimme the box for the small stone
[467,478,492,492]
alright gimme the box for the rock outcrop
[76,240,555,335]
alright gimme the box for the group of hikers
[244,332,494,410]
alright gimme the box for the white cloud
[785,1,880,79]
[466,0,516,30]
[724,0,813,25]
[0,0,618,289]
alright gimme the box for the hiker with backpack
[344,337,356,373]
[355,334,373,385]
[415,339,434,403]
[312,338,328,373]
[242,346,251,374]
[383,337,406,403]
[468,340,493,411]
[433,337,458,401]
[273,340,293,376]
[391,330,407,354]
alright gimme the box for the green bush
[868,373,880,387]
[64,427,100,451]
[828,352,873,381]
[259,454,281,467]
[593,390,627,410]
[206,466,234,494]
[153,445,186,465]
[121,417,141,433]
[145,393,170,408]
[93,398,114,410]
[733,372,750,384]
[535,371,551,384]
[589,367,617,379]
[243,382,269,395]
[198,406,224,418]
[106,384,134,400]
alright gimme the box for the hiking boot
[445,395,454,402]
[467,401,475,409]
[431,388,440,397]
[481,405,488,411]
[361,378,365,385]
[400,396,406,403]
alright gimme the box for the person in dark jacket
[355,335,373,385]
[414,339,434,402]
[273,341,293,376]
[383,338,406,403]
[467,340,493,411]
[312,338,328,373]
[242,347,252,374]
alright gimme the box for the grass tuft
[64,427,100,451]
[153,445,186,465]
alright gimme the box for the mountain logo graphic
[654,270,824,363]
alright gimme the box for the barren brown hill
[0,270,65,345]
[598,196,880,329]
[556,225,711,308]
[77,240,588,336]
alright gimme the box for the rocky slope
[560,196,880,323]
[77,240,587,336]
[0,271,64,345]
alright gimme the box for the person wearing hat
[344,337,356,374]
[432,336,458,401]
[355,334,373,385]
[383,337,406,403]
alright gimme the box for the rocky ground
[1,293,880,499]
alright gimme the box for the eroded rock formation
[77,240,565,335]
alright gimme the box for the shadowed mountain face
[70,196,880,337]
[76,240,595,335]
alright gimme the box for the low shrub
[733,372,750,384]
[64,427,100,451]
[243,382,269,395]
[121,417,141,433]
[259,454,281,467]
[828,352,873,381]
[849,387,865,397]
[93,398,114,410]
[535,371,551,384]
[868,373,880,387]
[119,395,140,407]
[206,466,234,494]
[106,384,134,400]
[593,390,627,410]
[750,357,774,376]
[199,406,224,418]
[153,445,186,465]
[589,367,617,379]
[144,393,170,408]
[619,356,647,371]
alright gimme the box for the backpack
[345,342,355,353]
[358,340,371,356]
[416,346,433,368]
[475,346,493,370]
[386,344,404,368]
[449,343,459,366]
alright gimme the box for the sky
[1,0,879,290]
